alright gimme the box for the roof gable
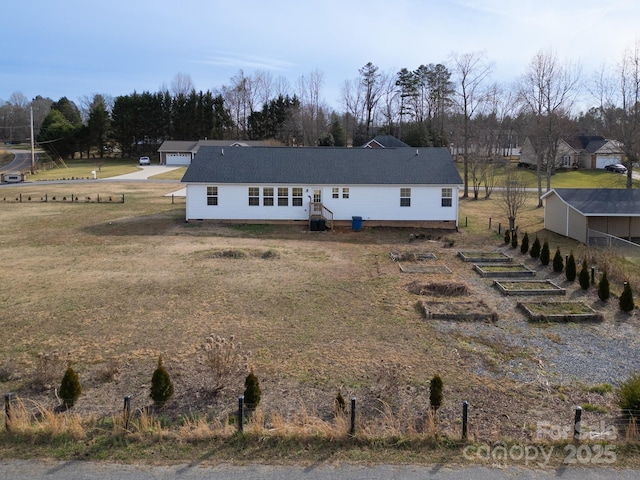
[182,147,462,186]
[544,188,640,215]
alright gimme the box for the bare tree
[450,51,494,198]
[499,167,529,232]
[171,73,195,98]
[341,77,364,146]
[296,69,325,145]
[518,49,581,205]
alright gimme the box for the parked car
[604,163,627,174]
[139,156,151,165]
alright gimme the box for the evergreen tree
[520,232,529,254]
[59,363,82,409]
[566,252,577,282]
[530,236,541,259]
[429,375,444,412]
[334,390,346,415]
[552,247,564,272]
[243,371,262,411]
[620,282,635,313]
[540,240,550,266]
[511,230,518,249]
[504,228,510,245]
[598,270,610,301]
[150,356,174,406]
[579,259,590,290]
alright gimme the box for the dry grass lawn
[0,182,639,463]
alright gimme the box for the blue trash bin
[352,216,362,231]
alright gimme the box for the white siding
[185,184,459,223]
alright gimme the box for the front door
[312,189,322,215]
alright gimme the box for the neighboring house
[362,135,410,148]
[181,146,463,229]
[520,135,624,170]
[157,139,278,165]
[542,188,640,244]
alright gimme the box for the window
[278,187,288,206]
[292,187,303,206]
[207,186,218,206]
[248,187,259,206]
[400,188,411,207]
[332,187,339,199]
[342,187,349,199]
[263,187,274,206]
[441,188,453,207]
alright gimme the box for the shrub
[150,356,174,406]
[520,232,529,254]
[334,390,346,415]
[243,371,262,411]
[59,363,82,409]
[552,247,563,272]
[530,236,541,259]
[511,231,518,249]
[598,270,610,302]
[504,229,510,245]
[540,240,550,266]
[619,372,640,417]
[429,375,444,412]
[579,259,590,290]
[201,334,248,393]
[620,282,635,313]
[566,252,577,282]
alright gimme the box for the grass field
[0,180,639,466]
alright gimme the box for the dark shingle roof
[182,146,462,185]
[550,188,640,215]
[364,135,411,148]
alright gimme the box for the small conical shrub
[540,240,550,266]
[243,371,262,411]
[530,236,541,259]
[598,270,610,301]
[59,363,82,409]
[520,232,529,254]
[552,247,563,272]
[579,259,590,290]
[566,252,577,282]
[429,375,444,412]
[511,230,518,249]
[620,282,635,313]
[334,390,346,415]
[504,229,510,245]
[619,372,640,417]
[150,356,174,406]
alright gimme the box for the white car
[139,156,151,166]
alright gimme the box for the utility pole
[30,106,35,174]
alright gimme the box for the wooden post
[238,396,244,433]
[349,397,356,436]
[123,395,131,431]
[462,401,468,440]
[574,406,582,441]
[489,217,492,229]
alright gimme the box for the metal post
[123,395,131,431]
[5,393,14,431]
[489,217,492,229]
[462,401,468,440]
[498,223,501,234]
[574,406,582,441]
[238,396,244,433]
[465,216,468,227]
[349,397,356,436]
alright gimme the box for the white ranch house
[181,146,463,229]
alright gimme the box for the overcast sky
[2,0,639,110]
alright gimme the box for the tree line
[2,40,640,196]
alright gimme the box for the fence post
[19,193,22,203]
[5,393,14,431]
[123,395,131,431]
[238,396,244,433]
[462,401,468,440]
[171,195,175,205]
[498,223,501,234]
[591,267,595,285]
[489,217,492,229]
[349,397,356,436]
[574,406,582,441]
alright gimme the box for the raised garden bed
[399,264,451,274]
[405,280,469,296]
[390,252,437,261]
[416,299,498,322]
[494,279,566,296]
[458,251,512,263]
[518,301,604,322]
[474,263,536,278]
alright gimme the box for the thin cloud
[194,54,295,72]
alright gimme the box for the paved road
[0,461,638,479]
[0,149,35,174]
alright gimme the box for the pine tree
[244,371,262,411]
[598,270,610,302]
[552,247,564,272]
[520,232,529,254]
[511,230,518,249]
[504,229,510,245]
[429,375,444,412]
[334,390,346,415]
[59,363,82,409]
[579,259,590,290]
[530,236,541,259]
[540,240,550,266]
[150,356,174,406]
[566,252,577,282]
[620,282,635,313]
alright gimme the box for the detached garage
[542,188,640,244]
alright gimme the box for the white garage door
[166,153,192,166]
[596,155,622,169]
